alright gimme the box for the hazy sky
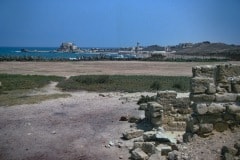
[1,0,240,47]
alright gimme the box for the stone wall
[185,64,240,138]
[142,91,191,131]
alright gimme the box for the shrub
[137,95,155,105]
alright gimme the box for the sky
[0,0,240,47]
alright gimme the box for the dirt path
[1,61,240,77]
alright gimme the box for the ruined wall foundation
[185,64,240,139]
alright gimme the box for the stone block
[191,77,214,94]
[156,144,172,156]
[190,94,215,102]
[134,142,156,156]
[131,148,149,160]
[208,103,226,114]
[143,131,157,141]
[157,91,177,99]
[216,64,240,83]
[123,129,144,140]
[217,83,232,93]
[227,104,240,113]
[148,102,163,111]
[215,93,237,102]
[173,97,190,109]
[193,103,208,115]
[198,123,213,134]
[207,83,216,94]
[192,65,215,78]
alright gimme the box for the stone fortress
[123,64,240,160]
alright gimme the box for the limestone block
[215,93,237,102]
[217,83,232,93]
[123,129,144,140]
[134,142,156,156]
[207,83,216,94]
[191,77,214,94]
[190,94,215,102]
[148,154,164,160]
[208,103,226,114]
[131,148,149,160]
[157,91,177,99]
[216,64,240,83]
[198,123,213,134]
[173,97,190,109]
[193,103,208,115]
[143,131,157,141]
[227,104,240,113]
[192,65,215,78]
[148,102,163,111]
[156,144,172,156]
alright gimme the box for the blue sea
[0,47,136,60]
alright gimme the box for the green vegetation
[0,74,68,106]
[0,74,64,91]
[137,95,155,105]
[57,75,190,92]
[0,74,190,106]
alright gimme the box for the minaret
[135,42,140,53]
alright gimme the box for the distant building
[57,42,81,52]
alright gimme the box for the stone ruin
[185,64,240,139]
[122,64,240,160]
[141,91,190,131]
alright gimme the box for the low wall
[142,91,190,131]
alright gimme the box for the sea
[0,47,136,60]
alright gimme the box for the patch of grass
[58,75,190,92]
[0,74,64,92]
[0,90,70,106]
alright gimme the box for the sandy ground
[0,90,149,160]
[1,61,240,160]
[1,61,240,77]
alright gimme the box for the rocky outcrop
[185,64,240,139]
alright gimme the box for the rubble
[123,64,240,159]
[122,129,144,140]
